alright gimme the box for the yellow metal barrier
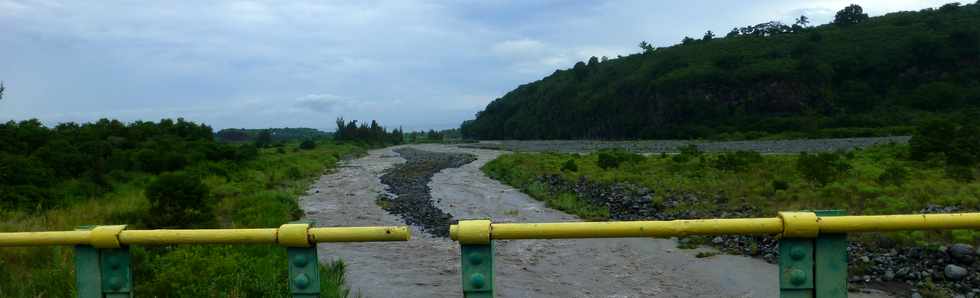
[449,212,980,243]
[0,225,410,247]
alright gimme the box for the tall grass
[0,141,364,297]
[483,144,980,245]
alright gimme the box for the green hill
[461,3,980,140]
[215,127,331,142]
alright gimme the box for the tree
[638,41,655,53]
[834,4,869,26]
[681,36,696,45]
[255,129,272,148]
[0,81,5,100]
[795,15,810,27]
[702,30,715,41]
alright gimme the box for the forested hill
[215,127,331,142]
[461,3,980,140]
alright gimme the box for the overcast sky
[0,0,955,131]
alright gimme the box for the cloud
[0,0,956,131]
[295,94,351,113]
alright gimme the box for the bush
[877,165,910,186]
[945,165,975,182]
[712,151,763,171]
[597,149,644,169]
[560,159,578,172]
[299,139,317,150]
[910,120,980,166]
[772,180,790,191]
[796,152,851,185]
[145,171,212,228]
[672,144,702,163]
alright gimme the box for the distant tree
[834,4,869,26]
[255,129,272,148]
[600,56,609,63]
[726,28,740,38]
[702,30,715,41]
[299,139,316,150]
[587,56,599,67]
[795,15,810,27]
[638,41,656,53]
[0,81,5,100]
[792,15,810,32]
[681,36,696,45]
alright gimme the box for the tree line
[0,118,257,210]
[333,117,404,145]
[462,3,980,140]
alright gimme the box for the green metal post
[779,210,847,298]
[460,242,494,298]
[74,226,133,298]
[814,210,848,298]
[288,221,320,298]
[779,237,814,298]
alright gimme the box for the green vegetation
[215,127,332,143]
[0,118,364,297]
[462,3,980,140]
[333,118,405,145]
[483,125,980,245]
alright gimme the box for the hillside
[215,127,331,142]
[461,3,980,140]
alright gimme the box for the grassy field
[483,143,980,245]
[0,141,364,297]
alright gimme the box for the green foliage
[672,144,702,163]
[796,152,852,185]
[560,159,579,172]
[255,130,273,148]
[215,127,331,143]
[711,151,763,171]
[945,165,975,182]
[772,179,790,191]
[299,139,317,150]
[597,149,644,169]
[0,137,362,297]
[877,164,909,186]
[833,4,869,26]
[145,171,212,228]
[461,3,980,140]
[333,118,404,146]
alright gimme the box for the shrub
[145,171,212,228]
[877,165,909,186]
[796,152,851,185]
[772,180,790,191]
[597,149,644,169]
[560,159,578,172]
[672,144,702,163]
[299,139,317,150]
[712,151,763,171]
[945,165,975,182]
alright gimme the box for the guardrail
[0,222,410,298]
[450,211,980,298]
[5,211,980,297]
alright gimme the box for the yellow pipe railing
[450,212,980,244]
[0,226,410,247]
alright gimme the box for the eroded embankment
[377,147,476,237]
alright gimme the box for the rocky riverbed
[535,174,980,297]
[461,136,910,153]
[376,147,476,237]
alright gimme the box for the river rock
[949,244,976,263]
[946,264,969,280]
